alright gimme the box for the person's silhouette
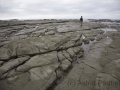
[80,16,83,26]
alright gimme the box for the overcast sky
[0,0,120,20]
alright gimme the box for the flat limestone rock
[0,47,10,60]
[95,73,120,90]
[1,19,117,90]
[17,51,58,72]
[103,59,120,80]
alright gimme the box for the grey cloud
[0,0,120,19]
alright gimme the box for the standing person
[80,16,83,26]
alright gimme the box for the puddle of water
[81,34,96,55]
[81,27,115,55]
[35,26,39,28]
[35,26,39,30]
[104,36,113,45]
[101,28,117,34]
[82,35,111,54]
[81,34,85,39]
[107,36,109,38]
[82,40,96,55]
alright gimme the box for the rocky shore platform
[0,19,120,90]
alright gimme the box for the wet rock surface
[0,19,120,90]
